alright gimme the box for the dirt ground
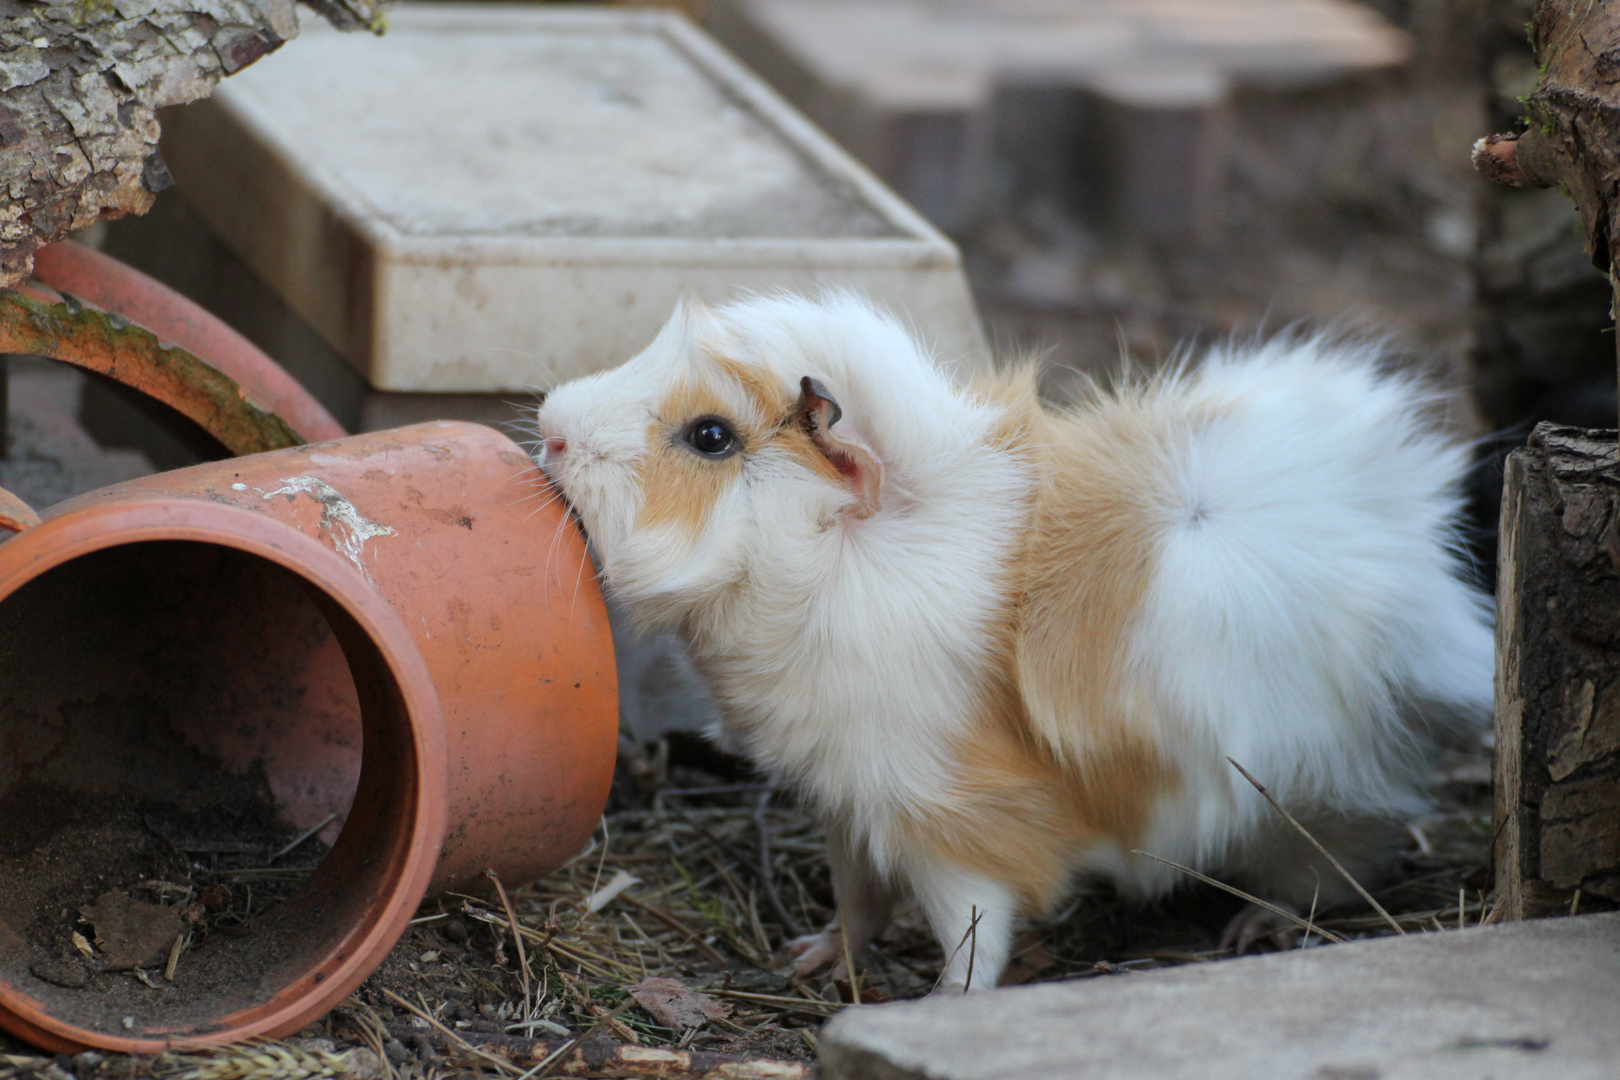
[0,722,1504,1080]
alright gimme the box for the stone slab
[820,912,1620,1080]
[706,0,1408,226]
[159,3,987,393]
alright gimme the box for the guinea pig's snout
[542,435,568,464]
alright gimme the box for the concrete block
[820,912,1620,1080]
[985,66,1231,244]
[706,0,1408,229]
[158,3,987,394]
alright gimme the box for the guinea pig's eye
[684,418,738,458]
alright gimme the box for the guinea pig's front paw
[1218,901,1303,954]
[785,929,844,977]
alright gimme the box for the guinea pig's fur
[536,292,1493,991]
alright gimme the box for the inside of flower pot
[0,539,420,1038]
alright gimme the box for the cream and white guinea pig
[535,291,1493,992]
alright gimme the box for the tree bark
[0,0,387,289]
[1473,2,1620,278]
[1471,0,1620,429]
[1496,424,1620,919]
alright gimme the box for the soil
[0,724,1497,1079]
[324,731,1491,1076]
[0,777,328,1037]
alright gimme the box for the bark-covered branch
[0,0,386,288]
[1472,1,1620,275]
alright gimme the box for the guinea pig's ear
[797,376,883,519]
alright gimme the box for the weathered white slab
[707,0,1408,225]
[713,0,1405,116]
[821,912,1620,1080]
[159,3,986,393]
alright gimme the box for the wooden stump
[1496,423,1620,918]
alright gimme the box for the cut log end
[1473,133,1532,188]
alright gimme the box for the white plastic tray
[161,3,989,393]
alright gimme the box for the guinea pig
[535,291,1493,992]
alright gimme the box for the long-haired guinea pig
[536,291,1493,992]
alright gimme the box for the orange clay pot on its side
[0,422,617,1052]
[27,240,347,445]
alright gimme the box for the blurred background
[90,2,1618,439]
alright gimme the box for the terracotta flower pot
[17,240,346,450]
[0,422,617,1052]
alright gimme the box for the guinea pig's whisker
[517,491,564,516]
[541,506,581,596]
[504,472,560,504]
[505,470,550,492]
[549,524,589,609]
[513,482,558,503]
[541,511,568,578]
[523,489,573,524]
[500,420,545,442]
[503,473,573,517]
[567,534,592,622]
[524,508,561,533]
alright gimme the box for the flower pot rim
[0,499,449,1053]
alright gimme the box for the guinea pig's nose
[543,436,568,462]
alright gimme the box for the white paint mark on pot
[261,475,396,582]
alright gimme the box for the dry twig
[488,868,536,1021]
[408,1028,809,1080]
[1227,758,1405,936]
[1131,850,1348,944]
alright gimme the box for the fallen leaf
[627,976,731,1030]
[70,931,94,959]
[29,958,88,989]
[1001,938,1058,985]
[832,979,890,1004]
[81,891,183,972]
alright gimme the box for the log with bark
[0,0,385,289]
[1496,425,1620,919]
[1476,0,1620,919]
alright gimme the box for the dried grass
[0,738,1502,1080]
[338,736,1499,1063]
